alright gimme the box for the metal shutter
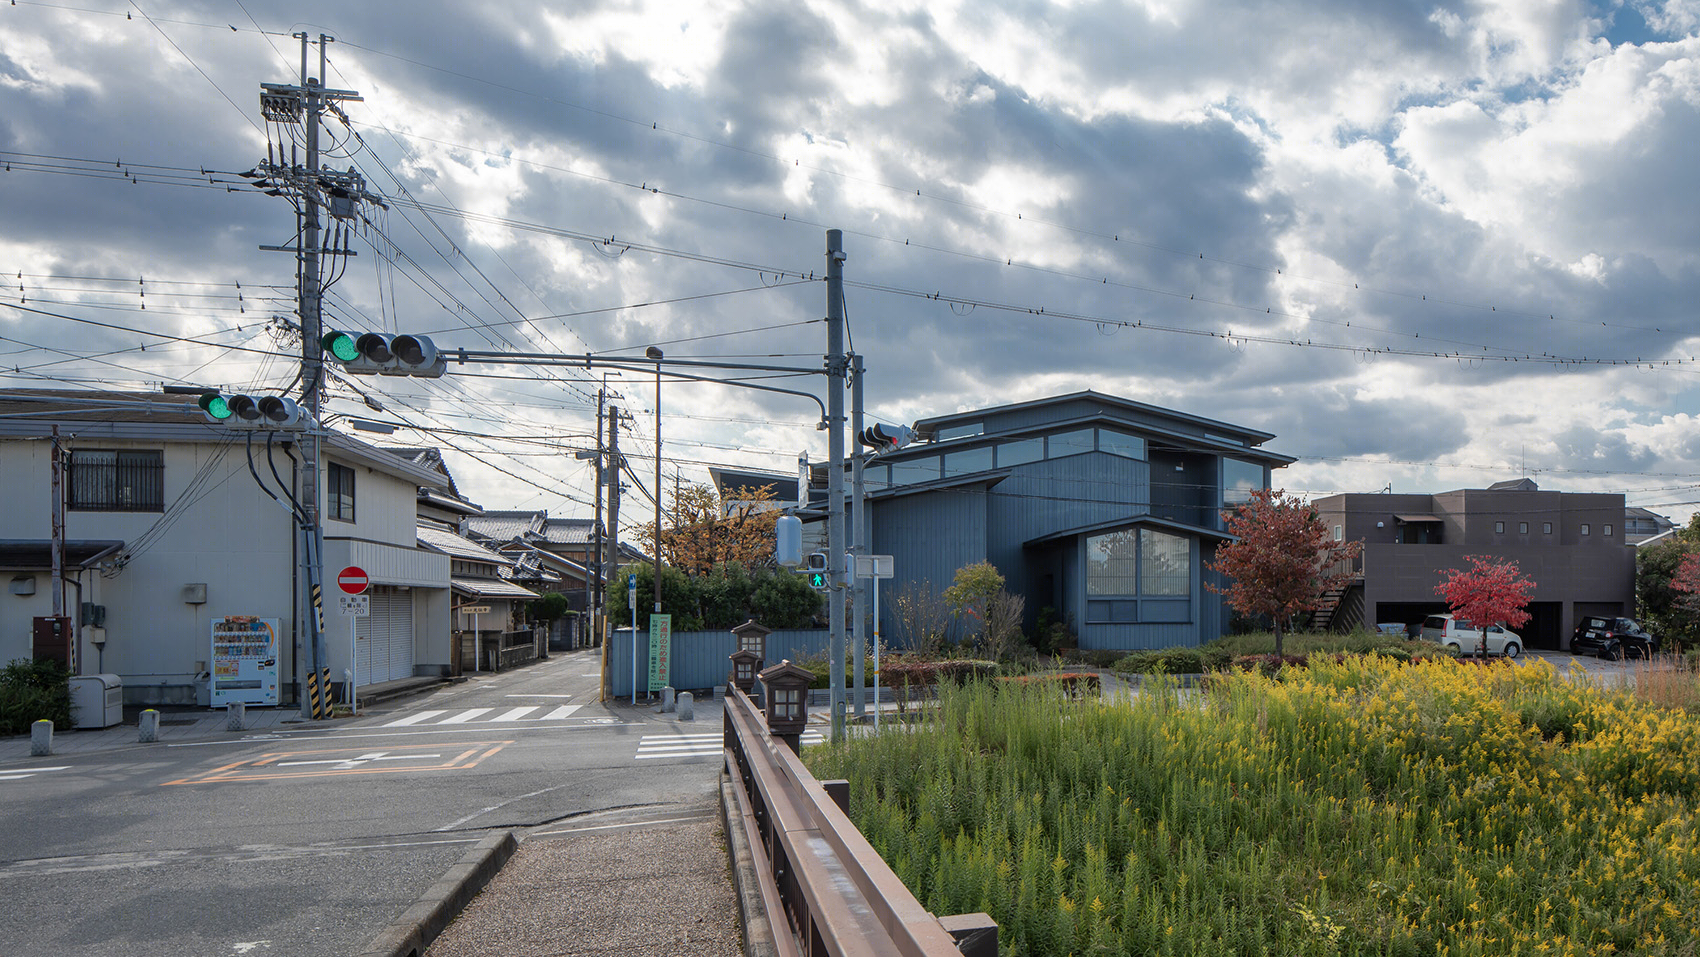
[355,587,415,684]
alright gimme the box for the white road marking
[540,704,581,720]
[277,751,442,769]
[488,706,540,722]
[636,732,820,760]
[504,693,573,698]
[582,673,601,677]
[0,766,72,781]
[438,708,495,724]
[382,710,447,727]
[433,782,574,832]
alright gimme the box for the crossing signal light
[859,422,914,452]
[322,330,446,377]
[804,551,829,591]
[197,392,304,430]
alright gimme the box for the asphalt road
[0,649,730,957]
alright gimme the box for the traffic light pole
[825,230,848,744]
[850,353,866,719]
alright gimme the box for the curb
[719,772,779,957]
[358,829,518,957]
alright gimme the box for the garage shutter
[355,587,415,684]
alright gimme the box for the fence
[722,685,996,956]
[609,627,839,697]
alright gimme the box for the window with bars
[328,462,356,523]
[67,450,163,511]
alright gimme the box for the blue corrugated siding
[607,628,834,696]
[872,487,986,647]
[1079,622,1201,650]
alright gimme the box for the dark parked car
[1571,616,1658,660]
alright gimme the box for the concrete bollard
[227,700,246,732]
[662,686,676,713]
[30,720,52,756]
[678,691,694,721]
[138,709,160,743]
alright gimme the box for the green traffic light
[321,331,360,362]
[810,573,826,588]
[198,394,232,420]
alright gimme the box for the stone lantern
[757,658,814,753]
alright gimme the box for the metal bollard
[662,686,676,713]
[227,700,246,732]
[30,720,52,756]
[678,691,694,721]
[138,709,160,743]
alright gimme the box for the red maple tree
[1206,488,1363,656]
[1672,553,1700,612]
[1435,555,1535,658]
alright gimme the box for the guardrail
[722,685,996,957]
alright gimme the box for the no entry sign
[337,566,370,596]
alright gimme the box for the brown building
[1313,479,1635,650]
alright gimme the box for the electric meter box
[69,674,124,729]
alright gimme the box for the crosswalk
[636,731,824,761]
[378,704,583,727]
[0,765,70,782]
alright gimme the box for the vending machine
[210,616,280,707]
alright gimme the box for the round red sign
[337,566,370,596]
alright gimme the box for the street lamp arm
[640,368,828,425]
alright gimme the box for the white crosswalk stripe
[380,705,582,728]
[636,731,823,761]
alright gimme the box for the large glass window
[997,437,1044,467]
[862,464,889,490]
[1085,527,1191,598]
[1140,529,1191,596]
[936,422,983,441]
[1098,429,1146,461]
[943,446,994,477]
[888,456,941,486]
[1223,458,1264,505]
[1049,429,1096,458]
[67,450,163,512]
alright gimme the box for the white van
[1420,614,1522,657]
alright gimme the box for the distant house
[1313,479,1635,649]
[708,465,799,516]
[810,391,1294,651]
[417,524,538,671]
[0,390,454,704]
[1624,506,1678,545]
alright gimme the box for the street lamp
[646,346,663,624]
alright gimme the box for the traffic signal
[804,551,829,591]
[197,392,304,429]
[321,331,446,377]
[859,422,914,451]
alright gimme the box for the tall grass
[805,656,1700,956]
[1628,652,1700,714]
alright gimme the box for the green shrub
[0,658,73,735]
[1231,653,1309,677]
[1113,647,1225,675]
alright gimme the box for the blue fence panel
[608,627,833,696]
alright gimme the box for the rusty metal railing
[723,686,996,957]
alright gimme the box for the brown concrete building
[1313,479,1635,650]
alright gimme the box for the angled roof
[539,517,595,545]
[0,540,126,569]
[1487,478,1540,492]
[451,577,538,599]
[463,510,547,543]
[1024,514,1235,548]
[0,389,450,489]
[417,524,510,563]
[914,390,1278,446]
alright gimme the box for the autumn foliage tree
[636,482,783,577]
[1669,552,1700,614]
[1435,555,1536,658]
[1206,488,1364,656]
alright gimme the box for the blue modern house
[826,391,1294,652]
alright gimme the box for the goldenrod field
[803,657,1700,956]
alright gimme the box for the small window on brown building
[1495,521,1504,533]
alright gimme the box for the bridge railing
[722,685,996,957]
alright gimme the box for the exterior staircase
[1311,577,1365,633]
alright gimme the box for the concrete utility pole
[825,230,848,743]
[605,405,622,650]
[49,426,63,622]
[589,388,605,647]
[850,353,866,718]
[256,33,368,716]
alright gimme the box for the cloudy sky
[5,0,1700,533]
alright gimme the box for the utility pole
[49,426,64,621]
[589,388,605,649]
[825,230,848,743]
[605,406,622,668]
[850,353,866,719]
[255,33,369,717]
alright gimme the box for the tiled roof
[451,577,538,599]
[463,511,546,542]
[418,525,509,563]
[539,518,595,545]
